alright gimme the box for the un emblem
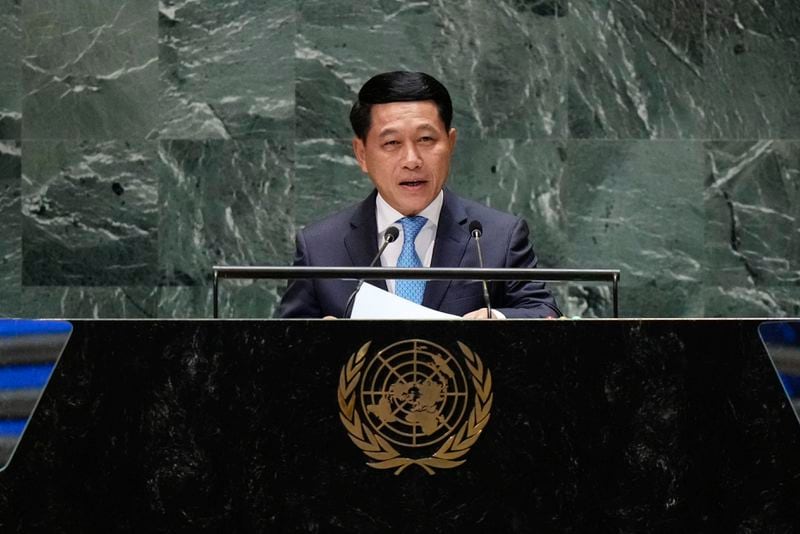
[338,339,493,475]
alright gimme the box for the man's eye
[383,140,399,147]
[419,136,434,143]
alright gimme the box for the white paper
[350,282,458,319]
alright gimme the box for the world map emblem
[338,339,493,474]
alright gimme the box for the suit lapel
[422,189,469,310]
[344,190,388,291]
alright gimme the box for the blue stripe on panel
[0,320,73,338]
[0,364,55,390]
[0,420,26,437]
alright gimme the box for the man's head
[350,72,453,140]
[350,71,457,216]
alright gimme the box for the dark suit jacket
[277,189,561,318]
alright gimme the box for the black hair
[349,71,453,140]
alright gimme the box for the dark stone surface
[296,0,566,140]
[21,140,159,286]
[17,286,158,319]
[562,141,705,317]
[156,138,294,318]
[0,141,20,317]
[566,0,706,139]
[704,141,800,317]
[158,0,294,139]
[22,0,158,140]
[704,0,800,138]
[1,319,799,531]
[1,0,799,318]
[0,0,21,140]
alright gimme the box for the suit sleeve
[495,218,562,319]
[275,230,323,318]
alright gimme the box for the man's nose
[402,143,422,169]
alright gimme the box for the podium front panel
[1,320,798,532]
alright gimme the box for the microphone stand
[470,221,492,319]
[343,226,399,318]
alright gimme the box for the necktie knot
[400,216,427,241]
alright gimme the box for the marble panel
[702,286,800,318]
[7,0,796,321]
[558,280,704,319]
[704,0,800,138]
[0,142,21,317]
[18,286,157,318]
[623,284,705,318]
[704,141,800,315]
[158,0,294,139]
[158,283,283,319]
[565,0,705,139]
[0,139,21,179]
[21,140,159,286]
[293,138,377,227]
[562,140,705,316]
[157,139,294,317]
[296,0,565,140]
[447,138,568,267]
[22,0,158,140]
[552,283,614,318]
[0,0,21,139]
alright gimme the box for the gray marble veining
[704,141,800,316]
[157,138,294,316]
[297,0,566,140]
[0,141,21,317]
[22,0,159,140]
[566,0,705,139]
[1,0,798,318]
[563,140,706,316]
[702,285,800,317]
[158,0,295,139]
[21,140,159,285]
[448,138,568,264]
[704,0,800,138]
[0,0,22,140]
[18,286,157,318]
[293,138,375,226]
[0,139,20,180]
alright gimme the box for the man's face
[352,100,457,216]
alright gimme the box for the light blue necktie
[395,216,427,304]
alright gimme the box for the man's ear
[352,137,369,173]
[448,127,457,150]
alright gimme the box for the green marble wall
[0,0,798,319]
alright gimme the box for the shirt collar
[375,190,444,234]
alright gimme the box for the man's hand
[462,308,498,320]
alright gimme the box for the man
[278,71,560,319]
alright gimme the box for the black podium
[2,320,799,532]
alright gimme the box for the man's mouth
[399,179,428,188]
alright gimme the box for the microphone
[469,220,492,319]
[343,226,399,317]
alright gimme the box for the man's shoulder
[447,190,524,229]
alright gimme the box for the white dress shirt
[375,191,443,293]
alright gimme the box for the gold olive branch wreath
[338,340,493,475]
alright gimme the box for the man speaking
[278,71,560,319]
